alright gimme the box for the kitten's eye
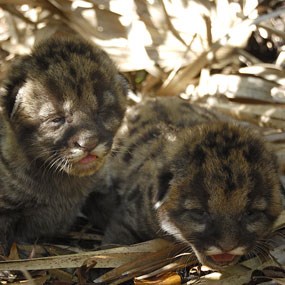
[188,209,208,221]
[51,117,66,125]
[244,210,263,222]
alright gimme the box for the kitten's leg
[102,207,143,245]
[83,190,119,231]
[0,215,16,256]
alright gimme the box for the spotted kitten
[0,36,128,254]
[85,96,284,270]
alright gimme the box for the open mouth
[206,253,241,268]
[67,154,105,176]
[79,154,98,164]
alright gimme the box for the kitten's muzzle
[198,244,247,269]
[205,253,242,269]
[66,144,107,176]
[64,132,109,176]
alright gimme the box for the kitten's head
[155,123,283,270]
[0,37,128,177]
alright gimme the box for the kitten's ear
[154,170,173,209]
[0,55,31,118]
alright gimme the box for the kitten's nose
[217,240,238,253]
[74,132,98,151]
[75,139,97,151]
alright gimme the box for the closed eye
[244,210,265,223]
[187,209,209,222]
[50,117,66,125]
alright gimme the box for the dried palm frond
[0,211,283,284]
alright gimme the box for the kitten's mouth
[65,153,105,177]
[61,143,109,176]
[210,253,236,263]
[72,153,104,176]
[78,154,98,164]
[206,253,241,268]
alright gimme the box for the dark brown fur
[0,36,128,253]
[84,97,284,270]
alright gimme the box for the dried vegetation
[0,0,285,284]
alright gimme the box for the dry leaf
[134,272,181,285]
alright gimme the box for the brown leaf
[134,272,181,285]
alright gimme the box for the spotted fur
[85,96,284,270]
[0,36,128,253]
